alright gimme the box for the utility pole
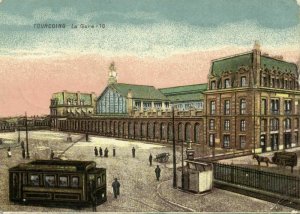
[25,112,30,159]
[172,105,177,188]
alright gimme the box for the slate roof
[52,91,93,105]
[110,83,168,100]
[211,52,298,77]
[159,84,207,102]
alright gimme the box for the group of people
[94,147,111,157]
[93,146,136,158]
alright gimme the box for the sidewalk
[157,180,293,212]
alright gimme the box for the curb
[156,180,196,212]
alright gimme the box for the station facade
[51,43,300,153]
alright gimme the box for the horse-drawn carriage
[155,153,170,163]
[272,152,297,173]
[253,152,297,173]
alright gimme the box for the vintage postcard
[0,0,300,213]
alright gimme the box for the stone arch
[168,123,173,142]
[185,123,192,142]
[178,123,184,142]
[154,122,160,140]
[194,123,201,144]
[128,122,134,138]
[161,123,167,140]
[134,122,139,139]
[141,123,147,139]
[118,121,122,137]
[148,122,154,139]
[123,122,127,137]
[114,121,118,136]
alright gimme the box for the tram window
[71,177,79,188]
[97,177,101,186]
[45,175,55,187]
[59,176,68,187]
[30,175,40,186]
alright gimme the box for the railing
[214,163,300,198]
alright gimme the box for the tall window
[240,120,246,131]
[284,118,291,130]
[271,78,275,87]
[261,99,267,115]
[271,118,279,131]
[209,134,215,147]
[224,100,230,115]
[143,102,151,110]
[154,102,162,110]
[210,101,216,115]
[224,120,230,131]
[223,135,230,148]
[295,118,299,129]
[261,119,267,132]
[284,100,292,114]
[271,99,279,114]
[224,78,231,88]
[240,99,246,114]
[209,119,215,130]
[211,81,216,89]
[241,76,247,87]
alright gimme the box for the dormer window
[210,81,216,90]
[241,76,247,87]
[224,79,230,88]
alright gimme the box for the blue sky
[0,0,299,57]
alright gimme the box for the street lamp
[172,105,177,188]
[25,112,30,159]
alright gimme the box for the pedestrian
[104,148,108,157]
[94,147,98,157]
[22,148,26,159]
[86,133,89,142]
[155,165,161,181]
[113,147,116,157]
[7,147,11,158]
[99,147,103,157]
[50,150,54,160]
[21,141,25,150]
[132,147,136,158]
[149,154,153,166]
[112,178,121,198]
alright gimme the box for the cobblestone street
[0,131,294,212]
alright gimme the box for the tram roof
[9,160,103,172]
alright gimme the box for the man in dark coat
[21,141,25,150]
[155,165,161,181]
[113,147,116,157]
[22,148,26,159]
[149,154,153,166]
[50,150,54,160]
[94,147,98,157]
[104,148,108,157]
[112,178,120,198]
[99,147,103,157]
[132,147,136,158]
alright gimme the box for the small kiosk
[177,160,213,193]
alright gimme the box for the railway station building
[51,42,300,153]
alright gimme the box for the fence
[214,162,300,199]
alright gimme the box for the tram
[9,160,106,207]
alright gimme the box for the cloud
[297,0,300,6]
[0,20,299,58]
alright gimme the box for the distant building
[50,91,96,129]
[96,62,170,116]
[159,84,207,111]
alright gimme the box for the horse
[253,154,272,167]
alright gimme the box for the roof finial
[253,40,261,51]
[108,61,118,85]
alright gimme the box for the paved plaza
[0,131,295,212]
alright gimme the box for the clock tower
[108,61,118,85]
